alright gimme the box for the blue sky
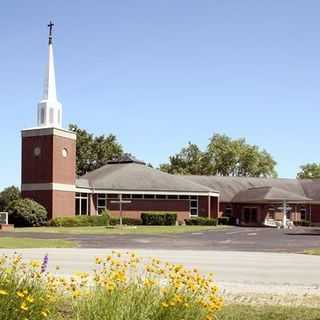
[1,0,320,190]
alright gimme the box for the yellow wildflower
[0,289,8,295]
[20,302,28,311]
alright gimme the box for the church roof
[231,186,310,203]
[185,175,319,202]
[185,176,306,202]
[76,162,216,194]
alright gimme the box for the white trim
[21,127,76,140]
[79,189,219,197]
[22,183,76,192]
[209,192,220,197]
[23,184,220,198]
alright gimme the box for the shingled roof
[232,186,310,203]
[185,176,317,202]
[76,162,217,194]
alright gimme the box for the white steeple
[37,21,62,128]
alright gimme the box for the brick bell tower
[21,21,76,219]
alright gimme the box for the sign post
[0,212,8,225]
[110,195,132,226]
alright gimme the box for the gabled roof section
[232,186,311,203]
[299,179,320,202]
[77,162,217,194]
[185,176,307,202]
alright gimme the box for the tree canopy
[69,124,123,176]
[0,186,21,211]
[297,163,320,179]
[160,134,277,177]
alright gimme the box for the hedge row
[50,214,142,227]
[294,220,311,227]
[185,217,218,226]
[50,215,109,227]
[141,212,177,226]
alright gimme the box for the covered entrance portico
[233,186,311,227]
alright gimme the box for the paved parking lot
[3,226,320,252]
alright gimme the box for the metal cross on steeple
[48,21,54,44]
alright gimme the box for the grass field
[304,248,320,255]
[15,225,226,235]
[0,237,76,248]
[217,304,320,320]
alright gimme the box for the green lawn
[217,304,320,320]
[304,248,320,255]
[15,225,226,235]
[0,237,76,248]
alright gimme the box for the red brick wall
[98,197,219,222]
[52,191,75,219]
[21,131,76,219]
[22,190,53,219]
[22,135,54,184]
[52,135,76,184]
[197,196,219,218]
[91,198,191,221]
[211,197,219,218]
[108,210,190,222]
[311,205,320,223]
[21,134,76,185]
[22,190,75,220]
[107,199,189,212]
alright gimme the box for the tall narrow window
[190,196,198,216]
[97,194,107,214]
[41,108,45,124]
[75,193,88,215]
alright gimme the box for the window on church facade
[75,193,88,215]
[97,194,107,214]
[190,196,198,216]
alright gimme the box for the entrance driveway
[3,226,320,252]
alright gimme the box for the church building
[21,23,320,226]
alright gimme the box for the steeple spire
[37,21,62,128]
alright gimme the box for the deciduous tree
[0,186,20,211]
[69,124,123,176]
[297,163,320,179]
[160,134,277,177]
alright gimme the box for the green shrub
[50,213,142,227]
[218,216,230,225]
[8,198,47,227]
[295,220,311,227]
[185,217,218,226]
[141,212,177,225]
[109,217,142,226]
[51,213,110,227]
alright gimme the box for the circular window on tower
[62,148,68,158]
[33,146,41,158]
